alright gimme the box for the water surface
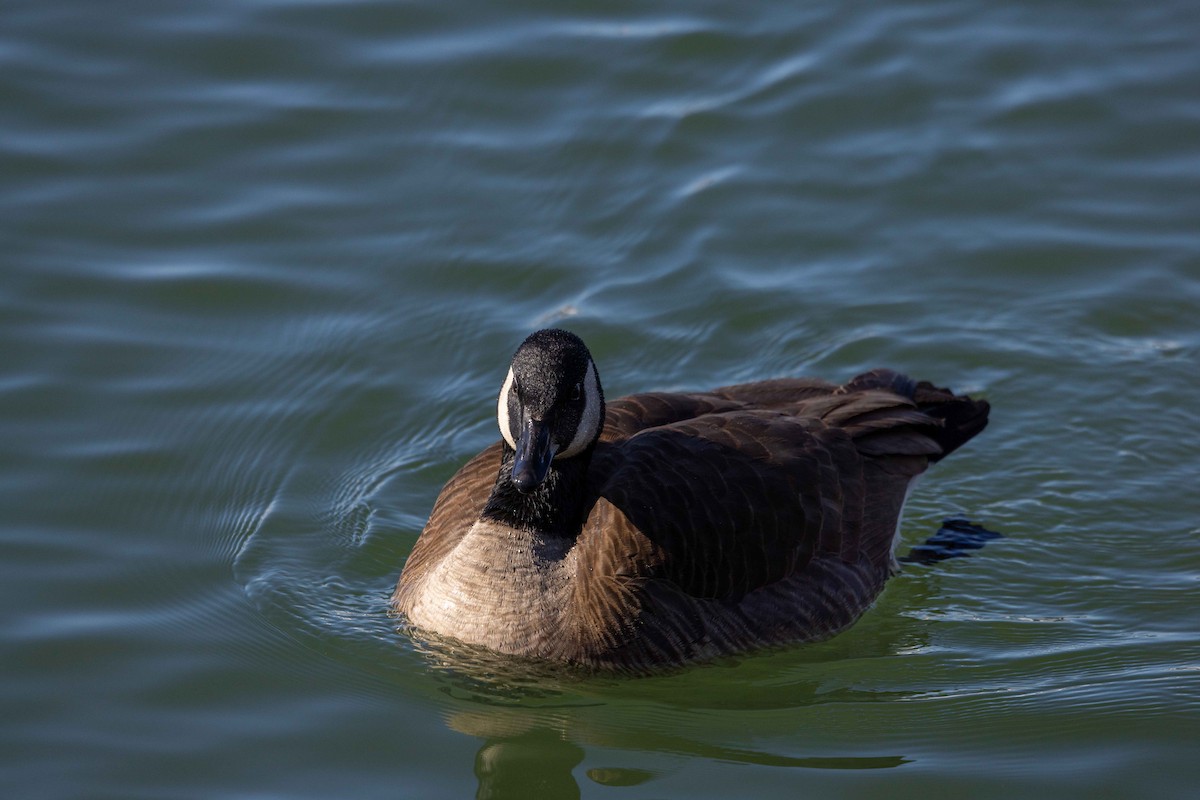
[3,1,1199,798]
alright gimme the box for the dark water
[3,1,1199,797]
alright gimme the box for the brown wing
[600,392,743,440]
[581,371,986,606]
[585,409,865,603]
[710,376,840,407]
[600,378,839,439]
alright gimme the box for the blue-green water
[3,1,1199,797]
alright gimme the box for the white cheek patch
[497,367,517,449]
[558,360,601,459]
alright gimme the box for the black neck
[481,444,594,537]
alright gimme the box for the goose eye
[571,382,582,401]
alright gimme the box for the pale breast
[401,519,576,656]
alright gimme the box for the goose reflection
[451,705,907,800]
[410,641,918,799]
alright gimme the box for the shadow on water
[453,709,908,800]
[467,728,908,799]
[471,728,587,800]
[397,609,929,798]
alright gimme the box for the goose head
[496,329,605,494]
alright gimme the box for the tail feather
[838,369,989,461]
[837,368,916,398]
[912,381,990,461]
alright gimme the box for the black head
[497,329,605,494]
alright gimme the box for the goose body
[394,329,989,673]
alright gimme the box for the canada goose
[394,329,989,673]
